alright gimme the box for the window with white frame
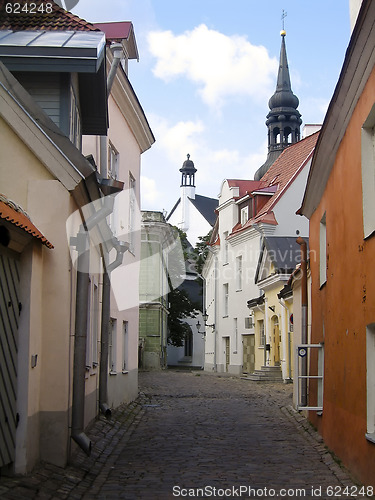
[366,323,375,442]
[108,318,117,373]
[240,206,248,225]
[258,319,265,347]
[234,318,238,352]
[319,212,327,287]
[361,104,375,239]
[129,173,136,253]
[122,321,129,372]
[236,255,242,291]
[108,142,119,180]
[223,283,229,317]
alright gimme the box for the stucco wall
[308,67,375,487]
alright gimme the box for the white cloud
[147,113,205,162]
[140,113,268,210]
[140,176,160,206]
[147,24,278,109]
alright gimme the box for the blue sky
[71,0,351,213]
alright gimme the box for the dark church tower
[254,30,302,180]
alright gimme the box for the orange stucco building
[299,0,375,486]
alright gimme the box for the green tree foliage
[167,228,197,347]
[167,228,212,347]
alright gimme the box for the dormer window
[241,206,248,225]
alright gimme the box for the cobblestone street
[0,370,361,499]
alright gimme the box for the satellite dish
[53,0,80,10]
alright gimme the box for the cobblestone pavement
[0,370,363,499]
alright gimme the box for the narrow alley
[0,371,361,499]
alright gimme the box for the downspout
[98,41,127,414]
[70,197,117,454]
[99,239,129,416]
[297,236,308,406]
[264,297,269,366]
[99,269,111,417]
[71,227,91,455]
[278,298,290,382]
[100,43,125,175]
[213,251,218,372]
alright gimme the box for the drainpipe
[99,239,129,417]
[70,197,117,454]
[100,43,125,176]
[264,297,269,366]
[297,236,308,406]
[99,269,111,417]
[71,227,91,455]
[97,41,127,413]
[278,297,290,382]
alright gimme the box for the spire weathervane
[281,9,287,34]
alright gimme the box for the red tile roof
[229,132,319,238]
[226,179,264,199]
[0,0,98,31]
[0,195,53,249]
[257,131,319,216]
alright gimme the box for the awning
[0,29,106,72]
[0,196,53,249]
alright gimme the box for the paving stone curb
[280,405,360,489]
[0,394,148,499]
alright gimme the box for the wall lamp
[196,311,215,334]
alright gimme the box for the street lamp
[196,311,215,335]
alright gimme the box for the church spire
[254,29,302,181]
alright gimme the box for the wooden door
[0,253,20,468]
[243,335,255,374]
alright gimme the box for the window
[361,105,375,239]
[319,212,327,287]
[240,206,248,225]
[236,255,242,291]
[108,142,119,180]
[223,283,229,317]
[122,321,128,372]
[129,174,136,253]
[223,231,229,264]
[234,318,238,352]
[109,318,117,373]
[245,316,254,329]
[366,324,375,443]
[258,319,265,347]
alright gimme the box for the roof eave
[300,0,375,219]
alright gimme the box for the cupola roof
[179,154,197,174]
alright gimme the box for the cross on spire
[281,9,287,31]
